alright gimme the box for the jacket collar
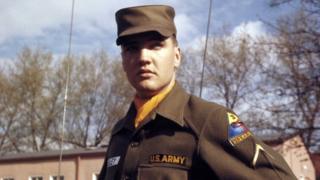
[112,82,190,135]
[111,103,136,135]
[154,82,190,127]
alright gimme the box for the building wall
[0,155,104,180]
[77,157,104,180]
[271,135,316,180]
[0,159,75,180]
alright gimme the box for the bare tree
[2,47,61,152]
[0,48,133,154]
[205,33,265,111]
[263,0,320,151]
[59,51,133,148]
[0,69,22,154]
[177,47,203,95]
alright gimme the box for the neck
[136,79,175,99]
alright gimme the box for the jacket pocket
[137,164,188,180]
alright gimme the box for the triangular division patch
[227,112,252,146]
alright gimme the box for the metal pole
[200,0,213,98]
[58,0,75,178]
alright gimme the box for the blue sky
[0,0,298,61]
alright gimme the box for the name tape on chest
[107,156,121,167]
[150,154,187,166]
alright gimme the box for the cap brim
[116,26,173,45]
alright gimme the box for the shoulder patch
[227,112,252,146]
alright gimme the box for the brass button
[130,142,139,148]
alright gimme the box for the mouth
[137,69,155,78]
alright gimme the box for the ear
[174,46,181,69]
[121,51,128,72]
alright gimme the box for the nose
[137,48,151,65]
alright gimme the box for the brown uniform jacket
[98,83,296,180]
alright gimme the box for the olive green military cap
[115,5,177,45]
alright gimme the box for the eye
[122,44,139,52]
[148,41,164,50]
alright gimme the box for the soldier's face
[121,34,181,98]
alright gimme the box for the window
[92,173,99,180]
[50,176,64,180]
[29,177,43,180]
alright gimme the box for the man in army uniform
[98,4,296,180]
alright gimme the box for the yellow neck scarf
[134,81,175,128]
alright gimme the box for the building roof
[0,148,107,163]
[263,131,303,146]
